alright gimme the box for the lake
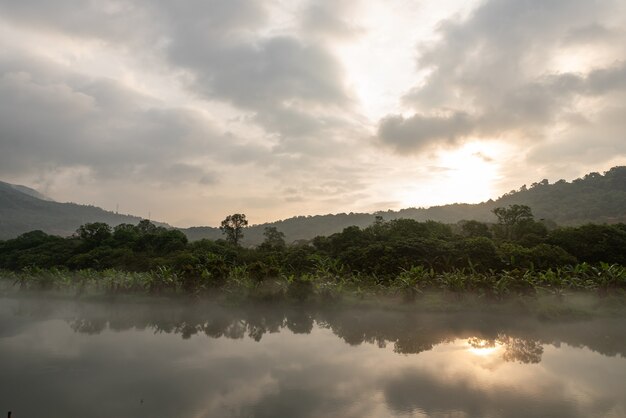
[1,295,625,418]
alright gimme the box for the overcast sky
[1,0,625,226]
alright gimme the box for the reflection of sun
[466,337,502,357]
[468,346,501,357]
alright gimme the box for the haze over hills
[0,181,169,240]
[1,166,625,244]
[4,183,54,202]
[184,166,626,245]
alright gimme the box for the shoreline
[3,278,625,321]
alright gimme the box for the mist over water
[1,296,625,418]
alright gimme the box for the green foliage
[76,222,112,245]
[392,266,433,300]
[456,237,501,271]
[2,214,626,299]
[259,226,286,251]
[491,204,548,244]
[460,220,492,238]
[548,224,626,265]
[220,213,248,246]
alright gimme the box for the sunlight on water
[466,343,502,357]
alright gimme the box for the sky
[1,0,625,227]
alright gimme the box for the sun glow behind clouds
[395,141,505,209]
[331,0,476,121]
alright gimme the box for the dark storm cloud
[377,0,626,160]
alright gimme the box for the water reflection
[1,296,625,418]
[467,336,543,364]
[20,297,623,362]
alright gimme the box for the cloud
[169,34,353,146]
[0,0,355,146]
[0,0,158,43]
[563,23,624,45]
[377,0,626,162]
[301,0,364,40]
[384,368,585,418]
[377,112,473,153]
[0,54,222,186]
[1,0,625,224]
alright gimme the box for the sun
[394,140,508,209]
[435,142,502,203]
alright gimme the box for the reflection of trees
[498,334,543,364]
[468,337,496,349]
[393,337,437,355]
[285,311,314,335]
[69,318,107,335]
[467,335,543,363]
[10,298,626,362]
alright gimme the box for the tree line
[1,205,626,295]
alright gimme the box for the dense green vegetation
[2,205,625,300]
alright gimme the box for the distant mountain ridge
[184,166,626,245]
[1,166,625,243]
[0,181,168,240]
[4,182,54,201]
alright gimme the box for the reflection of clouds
[384,366,581,418]
[384,339,625,418]
[0,297,625,418]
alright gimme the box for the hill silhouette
[1,166,625,243]
[184,166,626,245]
[0,181,167,240]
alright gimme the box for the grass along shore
[2,263,625,304]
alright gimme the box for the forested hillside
[0,181,167,239]
[184,166,626,245]
[1,166,625,243]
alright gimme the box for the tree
[137,219,158,234]
[220,213,248,246]
[492,205,534,226]
[492,205,535,241]
[460,220,492,238]
[76,222,112,245]
[260,226,286,250]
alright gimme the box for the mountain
[183,166,626,245]
[5,183,54,201]
[2,166,625,243]
[0,181,167,239]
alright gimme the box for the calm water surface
[0,296,625,418]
